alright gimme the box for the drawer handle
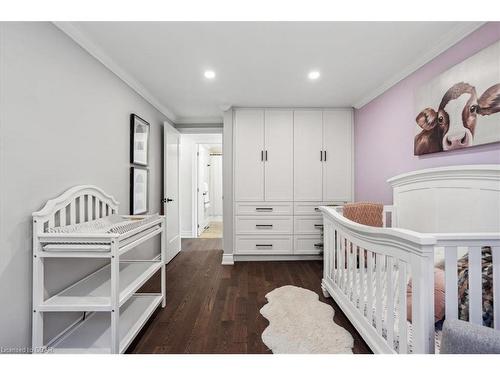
[314,224,324,229]
[314,243,324,249]
[314,207,320,212]
[256,207,273,211]
[256,224,273,228]
[256,244,273,248]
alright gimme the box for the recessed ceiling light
[204,70,216,79]
[308,71,320,80]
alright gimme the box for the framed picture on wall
[130,166,149,215]
[130,114,150,165]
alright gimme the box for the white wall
[0,22,171,349]
[209,155,223,217]
[179,134,222,237]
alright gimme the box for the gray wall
[0,22,170,349]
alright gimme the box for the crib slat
[444,246,458,320]
[468,246,482,325]
[78,196,85,223]
[335,231,341,285]
[87,195,92,221]
[375,253,383,334]
[367,251,374,326]
[48,215,55,229]
[353,246,358,304]
[330,232,335,281]
[69,201,76,225]
[59,207,66,227]
[398,260,407,353]
[359,248,366,317]
[386,257,395,349]
[493,246,500,330]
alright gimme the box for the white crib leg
[321,280,330,298]
[161,219,166,308]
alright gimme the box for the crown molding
[175,116,223,124]
[53,22,178,122]
[353,22,486,109]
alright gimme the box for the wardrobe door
[264,110,293,201]
[293,110,323,201]
[234,109,265,201]
[323,109,353,202]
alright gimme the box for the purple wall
[354,22,500,204]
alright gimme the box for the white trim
[181,230,194,238]
[387,164,500,187]
[176,116,223,124]
[234,255,322,262]
[353,22,485,109]
[53,22,177,122]
[221,254,234,265]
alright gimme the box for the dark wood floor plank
[127,238,371,354]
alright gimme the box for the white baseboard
[181,231,195,238]
[234,254,322,262]
[221,253,234,265]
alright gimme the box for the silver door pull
[256,244,273,247]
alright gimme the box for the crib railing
[321,206,500,354]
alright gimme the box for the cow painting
[414,41,500,156]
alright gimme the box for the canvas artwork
[130,166,149,215]
[130,114,150,165]
[414,40,500,156]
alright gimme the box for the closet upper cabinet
[293,110,323,201]
[323,110,353,202]
[234,109,265,201]
[264,110,293,201]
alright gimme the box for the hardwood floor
[128,238,371,354]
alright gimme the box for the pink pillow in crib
[406,268,446,323]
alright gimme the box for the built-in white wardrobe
[232,108,353,259]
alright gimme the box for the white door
[323,110,353,202]
[293,110,323,201]
[234,109,265,201]
[209,154,223,217]
[264,110,293,201]
[164,122,181,263]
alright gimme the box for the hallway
[129,239,371,354]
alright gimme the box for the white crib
[320,165,500,354]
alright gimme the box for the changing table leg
[110,239,120,354]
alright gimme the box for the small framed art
[130,166,149,215]
[130,114,150,166]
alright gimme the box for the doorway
[197,144,223,238]
[178,133,223,239]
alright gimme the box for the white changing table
[32,185,166,354]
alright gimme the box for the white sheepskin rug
[260,285,354,354]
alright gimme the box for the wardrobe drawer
[294,235,323,255]
[293,216,324,234]
[235,202,293,216]
[293,202,344,216]
[235,216,293,234]
[235,236,293,254]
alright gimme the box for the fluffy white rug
[260,285,354,354]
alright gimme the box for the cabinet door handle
[314,224,324,229]
[314,243,324,249]
[256,207,273,212]
[265,150,268,161]
[324,150,327,161]
[320,150,323,161]
[314,207,320,212]
[256,224,273,228]
[261,150,264,161]
[256,244,273,248]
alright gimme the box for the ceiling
[58,22,483,123]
